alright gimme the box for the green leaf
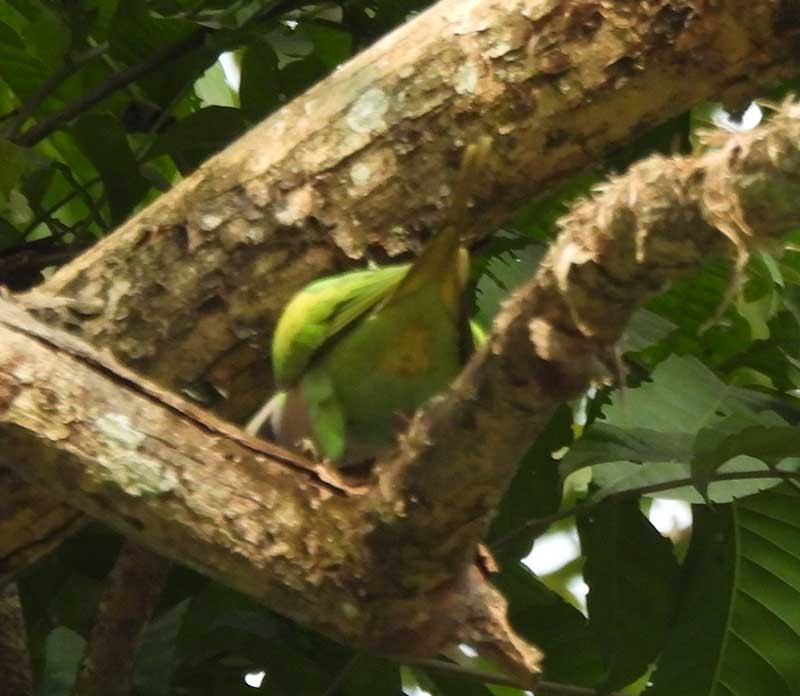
[492,563,606,686]
[621,309,678,354]
[0,20,50,99]
[644,260,752,367]
[559,425,695,476]
[0,137,28,202]
[336,654,401,696]
[239,40,281,120]
[194,59,238,108]
[149,106,249,174]
[589,458,796,504]
[5,0,70,71]
[560,356,800,502]
[135,600,190,696]
[72,113,150,224]
[691,417,800,496]
[489,406,572,562]
[578,501,680,690]
[304,21,353,70]
[108,0,212,105]
[36,627,85,696]
[647,486,800,695]
[601,355,759,432]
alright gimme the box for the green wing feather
[272,264,410,386]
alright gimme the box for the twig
[321,653,361,696]
[13,0,313,147]
[410,657,527,689]
[536,681,626,696]
[0,239,92,290]
[491,469,800,550]
[16,31,210,147]
[20,177,101,238]
[3,43,108,140]
[410,658,624,695]
[52,163,108,233]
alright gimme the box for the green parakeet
[248,139,490,465]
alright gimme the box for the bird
[247,137,491,466]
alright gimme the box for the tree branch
[3,43,108,141]
[4,99,800,662]
[28,0,800,422]
[2,0,800,608]
[364,100,800,579]
[15,32,210,147]
[0,298,525,659]
[0,582,33,696]
[71,544,170,696]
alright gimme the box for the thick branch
[4,0,800,586]
[0,300,525,658]
[367,99,800,575]
[28,0,800,422]
[2,102,800,658]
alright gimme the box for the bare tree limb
[0,297,534,663]
[71,544,170,696]
[3,0,800,594]
[29,0,800,422]
[3,100,800,664]
[0,582,33,696]
[0,468,85,584]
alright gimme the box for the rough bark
[3,101,800,657]
[4,0,799,577]
[0,299,538,667]
[25,0,800,419]
[0,469,85,583]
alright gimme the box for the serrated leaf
[578,501,680,690]
[647,486,800,696]
[561,356,800,503]
[559,424,694,477]
[601,356,758,432]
